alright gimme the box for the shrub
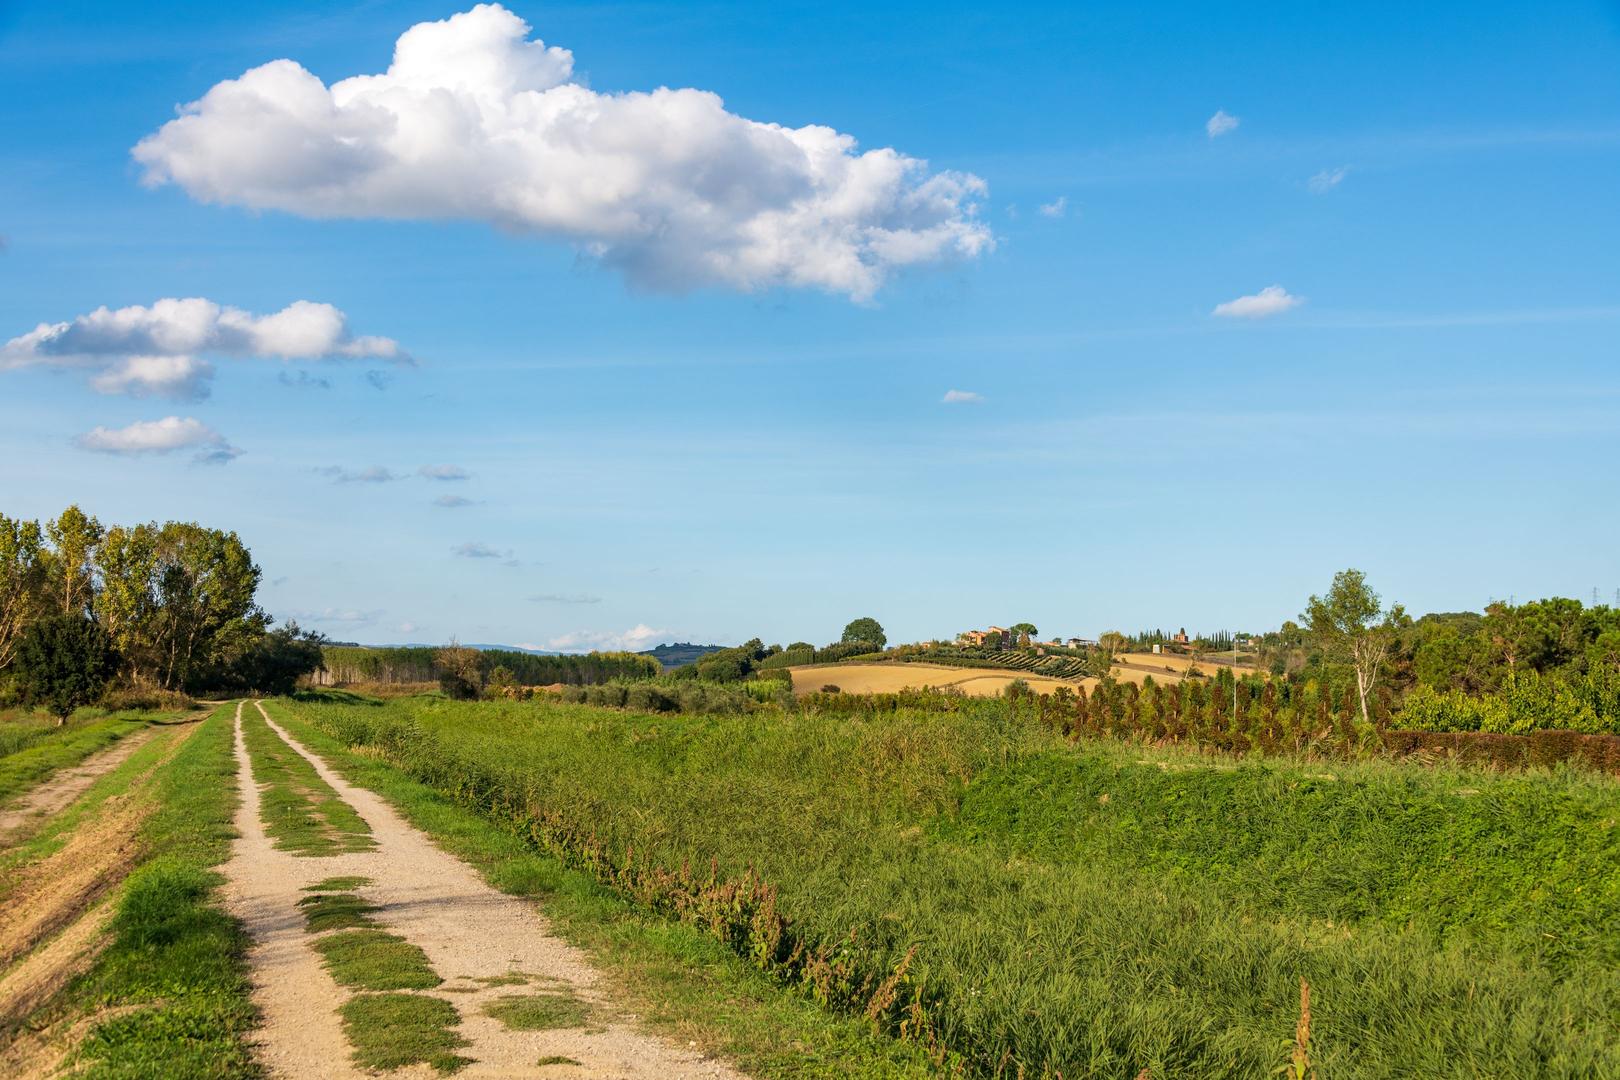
[625,684,675,713]
[13,614,118,722]
[439,672,479,700]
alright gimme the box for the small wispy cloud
[419,464,470,481]
[1212,285,1303,319]
[942,389,985,404]
[317,465,401,484]
[365,370,393,391]
[433,494,476,509]
[453,542,513,563]
[1308,166,1349,193]
[279,369,332,390]
[530,593,602,605]
[1206,109,1240,138]
[282,607,381,625]
[76,415,241,464]
[1038,196,1068,218]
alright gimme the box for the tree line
[1,505,322,717]
[319,643,662,694]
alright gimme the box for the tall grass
[284,693,1620,1078]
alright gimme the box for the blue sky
[2,0,1618,650]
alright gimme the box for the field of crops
[283,691,1620,1078]
[903,649,1093,679]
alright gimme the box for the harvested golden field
[1115,652,1264,680]
[788,655,1265,697]
[788,662,1081,697]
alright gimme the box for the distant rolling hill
[640,642,724,669]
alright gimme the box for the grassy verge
[239,704,373,856]
[280,692,1620,1079]
[339,993,468,1074]
[0,713,161,807]
[266,699,939,1080]
[71,702,261,1078]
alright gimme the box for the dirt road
[230,700,748,1079]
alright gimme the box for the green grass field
[267,698,940,1079]
[279,691,1620,1078]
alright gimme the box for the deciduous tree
[1302,569,1407,728]
[0,514,46,672]
[841,617,887,650]
[45,505,103,618]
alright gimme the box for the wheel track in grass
[0,708,211,845]
[231,699,751,1079]
[0,713,209,1069]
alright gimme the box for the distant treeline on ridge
[317,644,660,687]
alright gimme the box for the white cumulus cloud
[548,624,667,652]
[132,4,991,301]
[4,297,404,399]
[1038,196,1067,218]
[75,416,242,464]
[1206,109,1240,138]
[89,355,216,399]
[1212,285,1304,319]
[942,389,984,404]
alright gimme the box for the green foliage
[3,505,318,696]
[0,512,46,672]
[1395,669,1620,735]
[206,621,325,694]
[320,644,660,687]
[667,638,773,682]
[841,617,887,650]
[12,614,117,720]
[288,693,1620,1078]
[757,640,891,670]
